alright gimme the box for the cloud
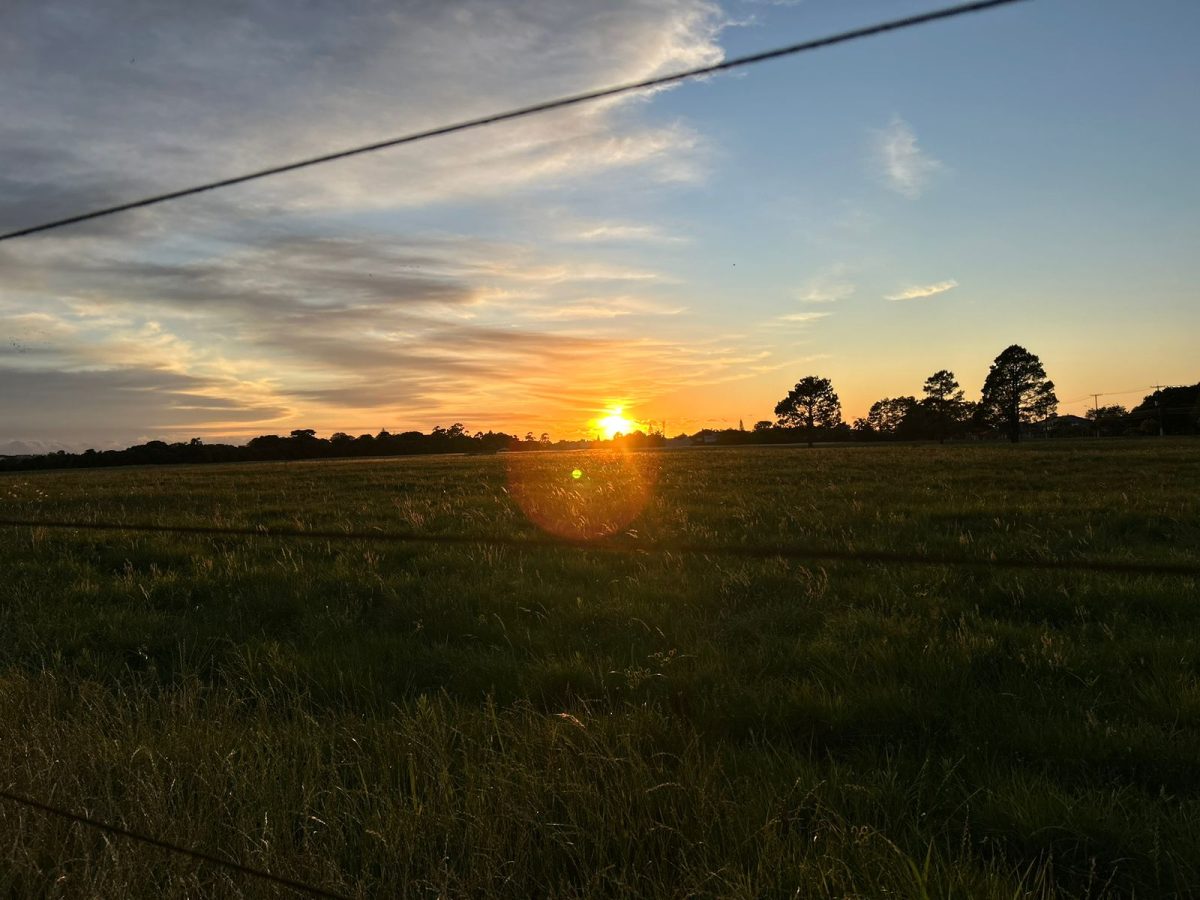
[0,439,75,455]
[2,2,809,445]
[796,284,854,304]
[884,279,959,301]
[0,1,727,228]
[570,221,687,244]
[777,311,831,323]
[0,225,761,442]
[524,296,686,320]
[795,267,855,304]
[0,366,288,447]
[876,117,942,198]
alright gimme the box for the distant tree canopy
[774,376,842,446]
[866,396,917,435]
[977,345,1058,443]
[921,369,973,443]
[1081,405,1129,437]
[849,370,974,442]
[1129,385,1200,436]
[1,425,531,472]
[1086,405,1128,421]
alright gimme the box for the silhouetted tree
[866,396,917,435]
[774,376,842,447]
[1085,405,1128,436]
[752,420,774,432]
[1086,404,1126,420]
[920,369,969,442]
[977,345,1057,443]
[1130,384,1200,435]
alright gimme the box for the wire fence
[14,0,1193,896]
[0,788,351,900]
[3,503,1194,900]
[1,517,1196,579]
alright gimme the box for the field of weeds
[1,441,1198,898]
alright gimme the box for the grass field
[1,441,1198,898]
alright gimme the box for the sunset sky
[2,0,1197,450]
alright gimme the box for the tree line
[765,344,1199,446]
[1082,384,1200,437]
[769,344,1058,446]
[0,425,560,472]
[2,344,1196,472]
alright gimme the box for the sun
[595,406,635,440]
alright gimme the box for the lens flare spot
[507,451,654,541]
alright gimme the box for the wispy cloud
[777,311,831,323]
[884,279,959,301]
[0,1,728,230]
[0,2,819,447]
[876,117,943,198]
[570,221,687,244]
[795,268,856,304]
[0,226,763,445]
[523,296,686,320]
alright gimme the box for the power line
[0,517,1195,579]
[1097,387,1157,398]
[0,788,352,900]
[1060,387,1156,406]
[0,0,1029,243]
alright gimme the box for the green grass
[1,441,1198,898]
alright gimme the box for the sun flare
[595,407,635,440]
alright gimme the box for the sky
[1,0,1197,451]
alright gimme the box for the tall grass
[1,441,1197,897]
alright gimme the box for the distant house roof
[1027,414,1091,432]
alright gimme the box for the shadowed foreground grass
[1,441,1198,898]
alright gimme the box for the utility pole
[1091,394,1101,438]
[1154,385,1166,437]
